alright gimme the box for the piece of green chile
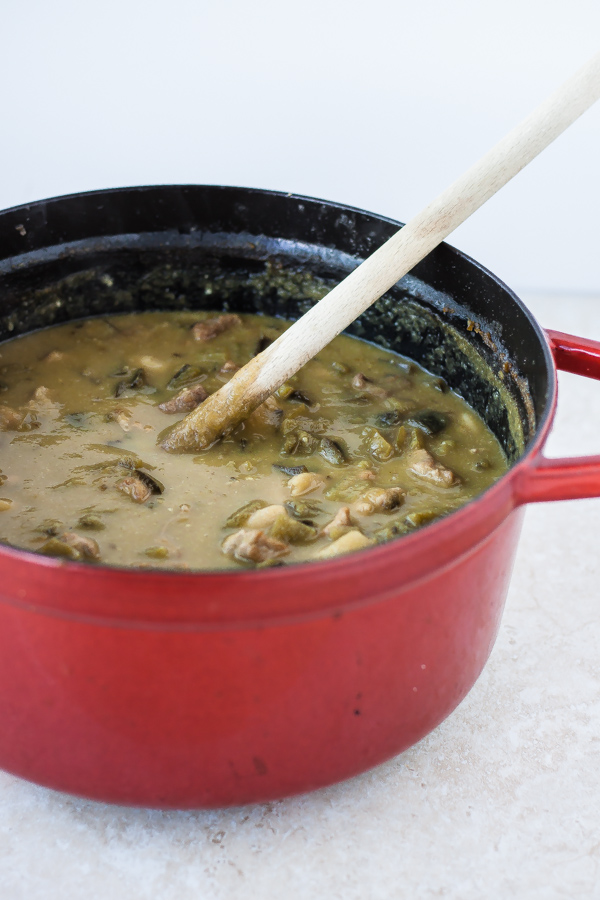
[39,537,82,560]
[406,410,448,435]
[167,364,205,391]
[273,463,308,477]
[325,474,372,502]
[269,513,318,544]
[376,410,403,427]
[144,546,170,559]
[115,368,146,397]
[225,499,268,528]
[77,513,106,530]
[287,389,312,405]
[134,470,164,494]
[375,509,440,543]
[363,428,394,461]
[319,437,347,466]
[374,521,410,543]
[284,499,323,521]
[35,519,63,536]
[280,430,317,456]
[404,510,440,528]
[275,382,295,400]
[404,426,426,450]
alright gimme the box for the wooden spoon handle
[163,52,600,452]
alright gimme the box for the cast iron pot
[0,186,599,809]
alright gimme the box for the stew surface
[0,311,507,569]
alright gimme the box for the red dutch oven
[0,186,599,809]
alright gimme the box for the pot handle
[515,329,600,504]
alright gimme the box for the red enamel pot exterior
[0,188,599,808]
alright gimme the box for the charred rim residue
[0,244,533,463]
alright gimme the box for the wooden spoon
[162,52,600,453]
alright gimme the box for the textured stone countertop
[2,294,599,900]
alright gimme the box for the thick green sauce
[0,311,507,569]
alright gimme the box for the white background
[1,1,599,294]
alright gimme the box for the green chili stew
[0,311,507,569]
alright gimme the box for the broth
[0,311,507,569]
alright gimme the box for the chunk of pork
[191,314,241,342]
[221,528,289,563]
[408,449,459,487]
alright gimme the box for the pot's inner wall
[0,240,529,463]
[0,186,550,464]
